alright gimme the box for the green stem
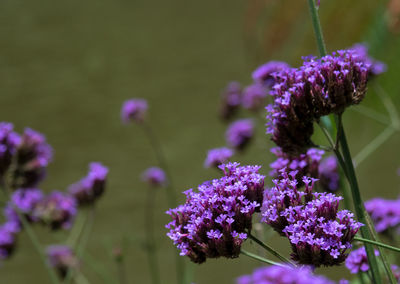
[240,250,286,267]
[354,236,400,253]
[140,122,184,284]
[307,0,327,56]
[145,188,161,284]
[336,115,390,284]
[248,233,295,266]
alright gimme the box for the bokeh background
[0,0,399,283]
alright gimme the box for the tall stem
[248,233,295,266]
[354,236,400,253]
[337,115,390,284]
[140,122,184,284]
[240,250,286,267]
[145,188,161,284]
[307,0,327,56]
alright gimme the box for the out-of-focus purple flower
[220,81,242,120]
[68,162,108,206]
[0,225,17,261]
[121,99,148,124]
[166,162,265,264]
[269,147,324,184]
[350,43,387,76]
[46,245,78,279]
[141,167,167,187]
[236,265,334,284]
[0,122,20,176]
[225,119,254,151]
[242,84,268,111]
[204,147,234,168]
[3,205,21,234]
[345,247,379,274]
[11,128,52,189]
[318,155,340,192]
[262,171,362,266]
[266,50,370,155]
[392,265,400,283]
[6,188,44,226]
[33,191,77,230]
[365,196,400,234]
[252,61,290,87]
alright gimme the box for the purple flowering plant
[2,1,400,284]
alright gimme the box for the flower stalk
[240,249,286,267]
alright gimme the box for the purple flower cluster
[345,247,379,274]
[350,43,387,76]
[166,162,265,263]
[261,171,362,266]
[236,265,334,284]
[220,82,242,120]
[252,61,290,87]
[266,49,370,154]
[141,167,167,187]
[121,99,148,123]
[204,147,234,168]
[269,147,324,183]
[225,119,254,151]
[46,245,78,278]
[242,83,268,111]
[68,162,109,206]
[365,196,400,234]
[33,191,77,230]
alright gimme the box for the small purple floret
[225,119,254,150]
[121,99,148,123]
[142,167,167,187]
[46,245,78,278]
[204,147,234,168]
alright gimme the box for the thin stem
[354,236,400,253]
[351,105,391,126]
[0,182,60,284]
[248,233,295,266]
[374,84,400,130]
[145,188,161,284]
[354,126,396,167]
[336,115,392,284]
[139,122,184,284]
[307,0,327,56]
[66,212,89,247]
[240,250,286,267]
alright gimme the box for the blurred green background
[0,0,399,283]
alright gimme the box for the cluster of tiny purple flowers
[166,162,265,263]
[236,265,335,284]
[266,49,371,154]
[0,122,108,264]
[261,171,362,266]
[365,196,400,234]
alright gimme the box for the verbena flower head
[141,167,167,187]
[121,99,148,123]
[3,205,21,234]
[350,43,387,76]
[242,83,268,111]
[266,49,370,155]
[318,156,340,192]
[68,162,108,206]
[225,119,254,150]
[204,147,234,168]
[0,122,20,176]
[345,247,379,274]
[46,245,78,279]
[11,128,52,188]
[365,196,400,234]
[6,188,44,225]
[33,191,77,230]
[236,265,334,284]
[269,147,324,184]
[220,81,242,120]
[252,61,290,87]
[166,162,265,264]
[262,171,362,266]
[0,225,17,261]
